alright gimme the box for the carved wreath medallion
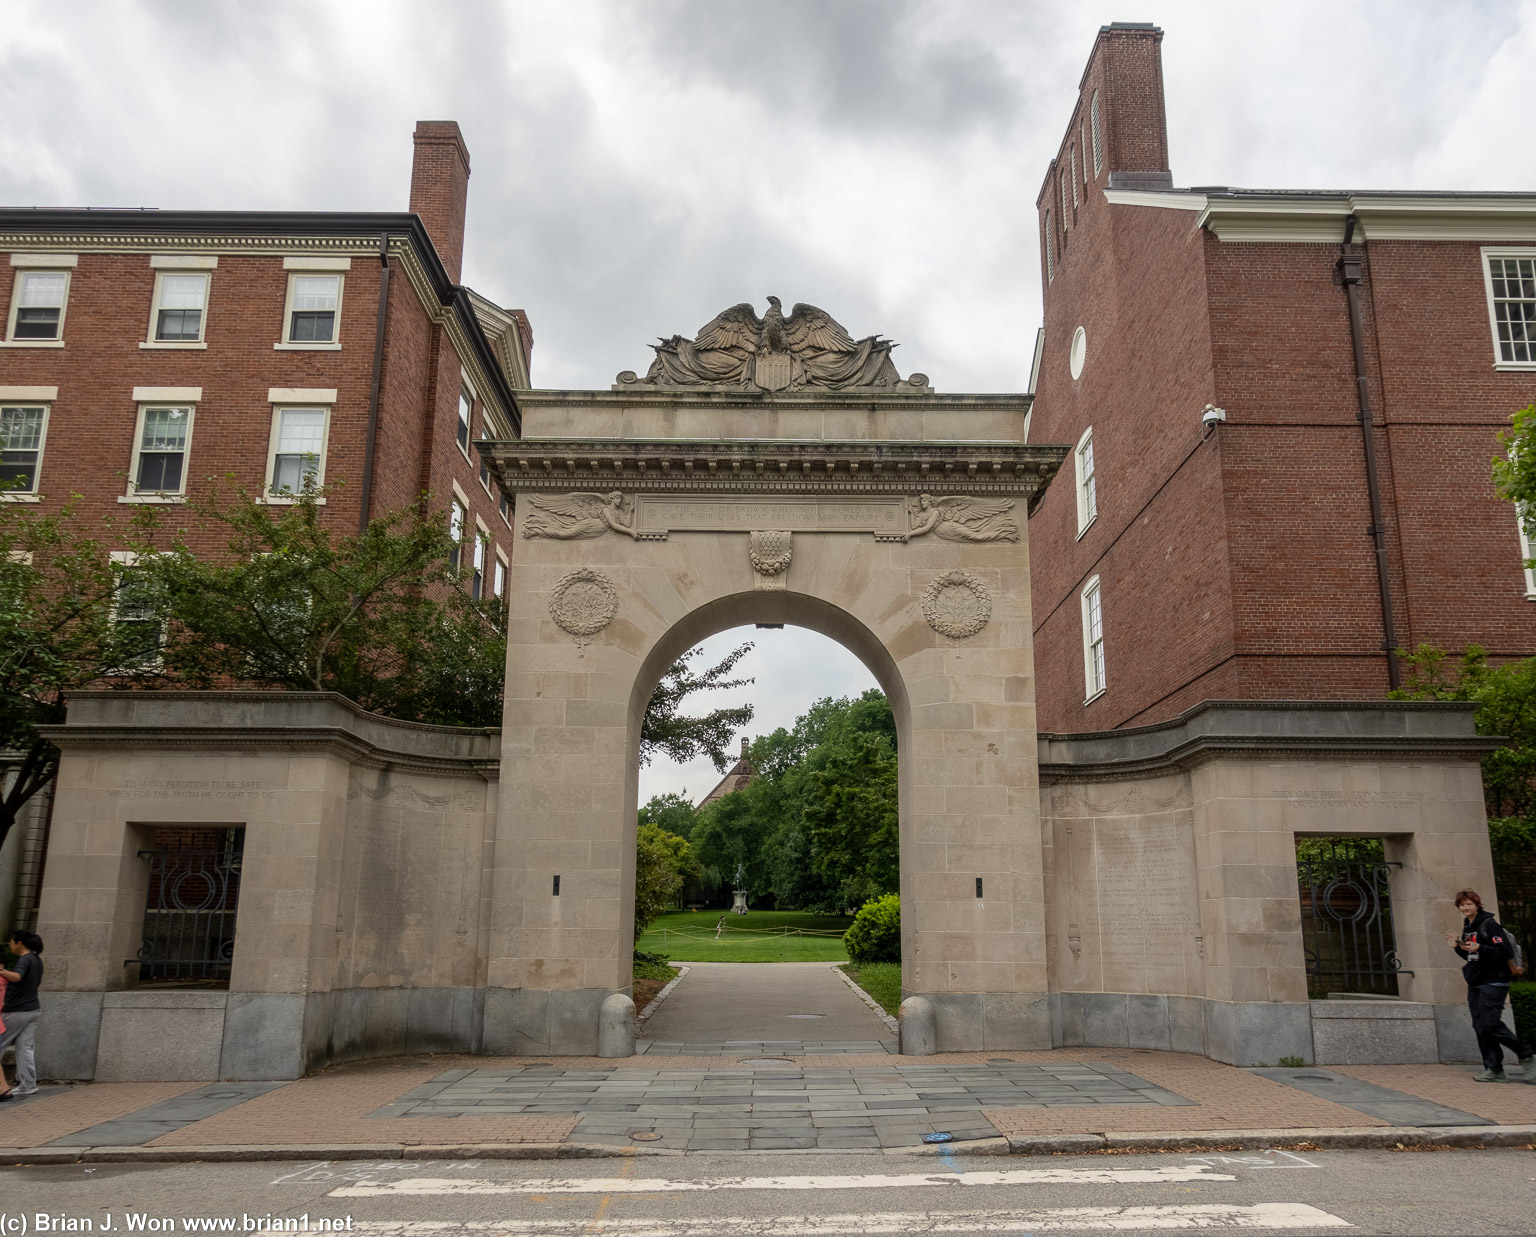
[748,530,792,575]
[549,567,618,652]
[921,570,991,639]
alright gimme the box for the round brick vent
[1070,325,1087,379]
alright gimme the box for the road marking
[332,1166,1236,1197]
[345,1204,1350,1233]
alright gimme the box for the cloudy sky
[5,1,1533,801]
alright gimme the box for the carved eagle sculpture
[625,297,914,392]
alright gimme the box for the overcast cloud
[3,1,1531,802]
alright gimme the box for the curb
[5,1125,1533,1164]
[833,963,900,1035]
[635,964,690,1029]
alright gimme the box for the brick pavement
[1,1082,203,1149]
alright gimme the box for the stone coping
[1038,699,1498,779]
[514,388,1033,412]
[43,691,499,774]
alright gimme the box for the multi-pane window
[1518,508,1536,599]
[493,553,507,599]
[1486,253,1536,365]
[1090,91,1102,175]
[448,497,466,573]
[1044,211,1054,283]
[0,405,46,493]
[471,532,487,600]
[9,271,68,341]
[153,274,209,342]
[269,408,328,495]
[133,406,192,494]
[1074,428,1097,533]
[457,389,472,453]
[1081,576,1106,701]
[286,274,340,343]
[111,553,163,667]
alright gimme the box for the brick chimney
[1082,23,1171,190]
[409,121,471,283]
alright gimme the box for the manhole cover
[785,1013,824,1019]
[1294,1075,1334,1081]
[630,1131,663,1142]
[921,1132,954,1144]
[206,1092,243,1099]
[739,1057,796,1066]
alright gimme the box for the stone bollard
[598,992,637,1058]
[898,996,936,1056]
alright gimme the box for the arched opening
[623,593,911,1048]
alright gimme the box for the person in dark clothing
[0,930,44,1100]
[1446,891,1533,1082]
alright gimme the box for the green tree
[634,822,698,938]
[640,643,755,771]
[0,499,151,853]
[638,792,700,842]
[1494,403,1536,558]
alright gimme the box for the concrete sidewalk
[3,1046,1533,1163]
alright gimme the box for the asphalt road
[3,1147,1535,1236]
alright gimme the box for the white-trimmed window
[266,406,330,497]
[478,431,494,492]
[1060,174,1070,232]
[0,402,49,497]
[149,273,209,344]
[1081,576,1106,702]
[129,404,194,498]
[1044,211,1055,283]
[6,267,72,343]
[1518,507,1536,599]
[1090,91,1103,175]
[448,491,467,574]
[498,491,511,525]
[1074,426,1097,535]
[493,548,507,599]
[457,387,473,455]
[277,258,348,348]
[109,550,164,668]
[1070,148,1079,208]
[471,521,489,599]
[1484,249,1536,368]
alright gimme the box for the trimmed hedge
[1513,981,1535,1045]
[844,893,900,964]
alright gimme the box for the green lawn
[638,909,854,962]
[840,961,901,1016]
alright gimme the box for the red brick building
[1029,23,1536,733]
[0,120,528,605]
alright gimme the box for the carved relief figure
[621,297,911,392]
[521,492,639,540]
[903,495,1019,543]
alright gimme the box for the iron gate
[1296,837,1409,998]
[134,826,244,985]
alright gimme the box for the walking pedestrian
[0,930,44,1100]
[1445,891,1533,1083]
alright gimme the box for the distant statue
[520,491,640,540]
[903,494,1019,543]
[618,297,923,392]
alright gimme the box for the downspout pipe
[1335,215,1401,689]
[358,233,392,535]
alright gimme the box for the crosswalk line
[345,1204,1350,1233]
[332,1166,1236,1196]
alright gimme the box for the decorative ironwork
[1297,837,1411,998]
[133,826,244,986]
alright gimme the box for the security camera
[1200,404,1227,429]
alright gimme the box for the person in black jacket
[1446,890,1533,1082]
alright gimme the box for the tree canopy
[640,643,755,771]
[687,689,899,912]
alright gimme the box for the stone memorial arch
[482,300,1068,1055]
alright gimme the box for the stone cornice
[482,438,1067,506]
[518,389,1031,413]
[1038,699,1500,782]
[42,690,500,779]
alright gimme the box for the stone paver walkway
[638,961,894,1053]
[368,1058,1196,1151]
[1252,1066,1488,1127]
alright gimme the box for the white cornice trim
[1103,189,1207,211]
[1197,195,1536,243]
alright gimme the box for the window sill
[259,494,326,505]
[1075,513,1097,541]
[1083,687,1106,705]
[1495,361,1536,372]
[0,492,42,503]
[0,339,64,348]
[273,341,341,351]
[118,494,187,505]
[140,341,208,350]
